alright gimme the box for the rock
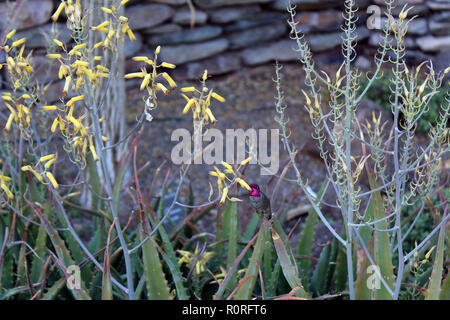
[430,12,450,35]
[158,38,229,65]
[380,17,428,36]
[172,9,208,25]
[126,4,173,30]
[355,56,372,69]
[428,1,450,10]
[272,0,340,11]
[151,0,186,5]
[307,26,370,52]
[241,37,352,66]
[224,12,288,33]
[142,24,182,35]
[208,6,262,24]
[0,0,53,31]
[149,26,222,45]
[241,39,297,65]
[432,50,450,79]
[30,55,60,84]
[194,0,273,8]
[295,10,343,33]
[124,32,143,58]
[227,22,287,50]
[404,19,428,36]
[369,32,417,49]
[386,50,430,65]
[417,35,450,52]
[172,53,241,80]
[389,4,429,16]
[16,24,72,49]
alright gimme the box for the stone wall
[1,0,449,96]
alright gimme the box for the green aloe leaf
[426,213,447,300]
[222,201,238,290]
[233,222,267,300]
[272,224,307,298]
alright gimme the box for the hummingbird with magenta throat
[248,184,272,221]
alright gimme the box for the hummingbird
[248,184,272,221]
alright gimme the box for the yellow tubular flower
[161,62,176,69]
[92,21,109,31]
[127,29,136,42]
[213,166,226,181]
[58,64,69,79]
[51,118,59,132]
[7,57,15,70]
[220,187,228,205]
[202,70,208,81]
[5,113,14,132]
[101,7,113,14]
[221,161,233,171]
[66,95,84,107]
[156,83,170,95]
[44,158,56,169]
[235,178,251,191]
[5,29,16,41]
[183,99,195,114]
[63,75,72,95]
[124,72,145,79]
[39,154,55,163]
[132,56,149,62]
[31,169,44,182]
[96,65,109,72]
[240,157,252,166]
[1,183,14,199]
[155,45,161,55]
[53,39,64,47]
[42,105,58,111]
[89,135,99,161]
[11,38,26,48]
[67,116,79,130]
[120,0,130,6]
[181,87,196,92]
[140,74,151,90]
[119,16,128,22]
[211,92,225,103]
[93,41,104,49]
[46,172,59,189]
[205,108,216,124]
[51,2,66,22]
[162,72,176,89]
[209,171,219,177]
[72,43,87,51]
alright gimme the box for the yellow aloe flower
[235,178,251,191]
[5,29,16,41]
[45,172,59,189]
[161,62,175,69]
[51,1,66,22]
[211,92,225,103]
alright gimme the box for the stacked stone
[0,0,448,96]
[368,0,450,65]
